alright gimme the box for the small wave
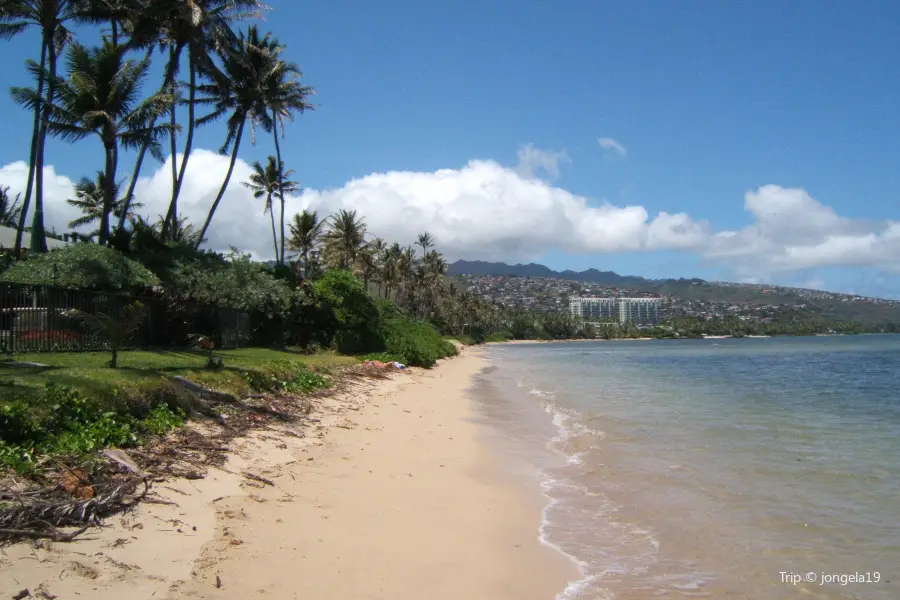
[539,401,662,600]
[556,574,614,600]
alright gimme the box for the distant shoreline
[487,334,777,345]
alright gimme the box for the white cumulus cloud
[598,137,627,157]
[0,161,82,231]
[704,184,900,276]
[1,152,897,285]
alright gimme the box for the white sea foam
[538,399,662,600]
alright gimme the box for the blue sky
[1,0,899,297]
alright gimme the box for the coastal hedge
[378,302,457,367]
[308,269,383,354]
[0,244,160,291]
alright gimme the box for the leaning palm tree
[287,209,323,276]
[322,209,367,271]
[243,155,298,261]
[260,52,314,264]
[2,0,84,254]
[123,0,264,237]
[13,40,172,245]
[193,25,279,248]
[0,186,23,229]
[66,172,142,232]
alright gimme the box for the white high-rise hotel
[569,296,661,325]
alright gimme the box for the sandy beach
[0,347,574,600]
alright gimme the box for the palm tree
[369,237,387,296]
[193,25,279,248]
[166,214,204,246]
[0,186,23,228]
[377,244,398,301]
[272,157,299,262]
[243,155,298,261]
[322,209,367,271]
[357,246,377,291]
[14,40,172,245]
[397,245,415,304]
[76,0,138,48]
[287,209,323,277]
[416,231,434,258]
[419,249,446,318]
[261,52,314,264]
[2,0,84,254]
[122,0,263,237]
[66,172,142,232]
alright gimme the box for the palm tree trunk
[168,52,197,232]
[118,142,147,231]
[272,109,286,265]
[99,138,118,245]
[162,46,180,238]
[31,39,58,254]
[195,119,246,249]
[14,40,47,257]
[166,94,177,225]
[267,192,278,259]
[118,48,157,231]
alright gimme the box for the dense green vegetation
[0,348,351,471]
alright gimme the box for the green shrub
[380,312,457,368]
[309,270,383,354]
[0,383,185,473]
[284,369,330,394]
[240,363,331,395]
[0,244,160,291]
[483,331,513,343]
[168,251,292,317]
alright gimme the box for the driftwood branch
[243,472,275,487]
[0,525,90,542]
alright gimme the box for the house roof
[0,225,72,251]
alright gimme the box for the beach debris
[102,449,145,477]
[216,574,223,588]
[0,470,146,543]
[12,589,31,600]
[243,472,275,487]
[0,362,378,545]
[59,468,94,500]
[361,359,407,371]
[35,584,56,600]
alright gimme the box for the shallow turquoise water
[478,336,900,600]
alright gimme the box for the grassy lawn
[0,348,360,404]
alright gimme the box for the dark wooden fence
[0,283,251,353]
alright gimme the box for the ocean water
[470,336,900,600]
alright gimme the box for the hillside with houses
[448,261,900,327]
